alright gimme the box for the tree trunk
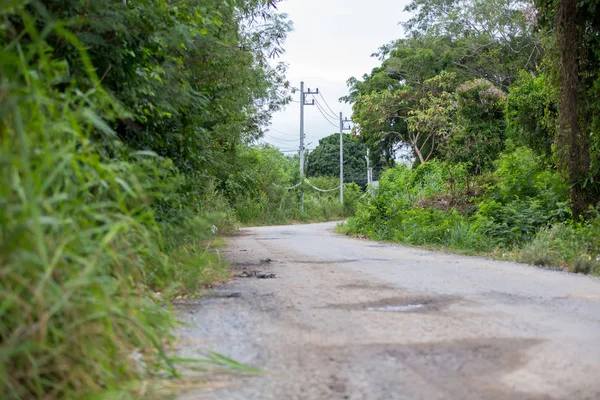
[556,0,591,215]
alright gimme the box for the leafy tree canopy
[342,0,542,165]
[306,133,372,186]
[23,0,293,187]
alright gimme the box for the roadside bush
[226,154,359,225]
[343,149,575,255]
[224,145,300,225]
[0,19,178,398]
[513,212,600,274]
[343,160,490,252]
[390,207,463,245]
[302,176,346,221]
[0,7,239,397]
[473,148,570,246]
[342,183,363,216]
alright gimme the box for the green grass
[0,8,238,398]
[338,218,600,274]
[335,222,492,257]
[338,159,599,275]
[506,221,600,274]
[235,178,361,226]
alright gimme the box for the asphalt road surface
[177,221,600,400]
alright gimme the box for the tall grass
[511,216,600,274]
[233,176,362,226]
[0,6,183,398]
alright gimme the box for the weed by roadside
[339,154,599,275]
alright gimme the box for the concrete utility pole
[300,81,305,190]
[339,112,344,206]
[299,81,318,212]
[339,115,352,205]
[366,148,373,185]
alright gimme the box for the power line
[279,148,313,153]
[313,98,338,123]
[312,95,337,120]
[313,100,339,128]
[264,134,298,143]
[267,127,297,137]
[318,92,339,119]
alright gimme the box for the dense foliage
[0,0,358,398]
[306,133,380,187]
[225,144,360,224]
[341,0,600,274]
[3,0,600,397]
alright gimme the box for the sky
[260,0,411,153]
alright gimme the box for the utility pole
[339,114,352,205]
[366,148,372,185]
[339,112,343,206]
[299,81,318,212]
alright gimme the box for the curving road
[177,222,600,400]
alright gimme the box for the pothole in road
[309,337,544,400]
[291,259,359,265]
[337,282,396,290]
[367,304,425,312]
[233,258,276,268]
[235,270,276,279]
[327,295,459,313]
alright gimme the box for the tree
[534,0,600,214]
[446,79,507,173]
[505,71,557,158]
[351,88,415,164]
[343,0,539,166]
[403,0,542,89]
[306,133,371,186]
[406,71,458,164]
[36,0,292,187]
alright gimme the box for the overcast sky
[260,0,411,153]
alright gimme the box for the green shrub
[344,161,490,251]
[491,147,567,203]
[474,199,558,245]
[513,212,600,274]
[0,17,179,398]
[391,207,464,245]
[0,6,238,397]
[342,183,363,216]
[505,71,556,158]
[473,148,570,246]
[302,176,345,221]
[343,151,575,255]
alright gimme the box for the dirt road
[177,222,600,400]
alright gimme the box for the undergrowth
[0,6,233,399]
[225,146,362,226]
[341,151,599,274]
[0,4,360,398]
